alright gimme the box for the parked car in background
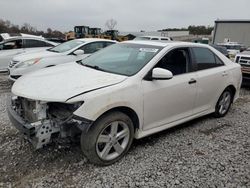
[0,33,44,42]
[134,35,173,41]
[8,38,116,80]
[210,44,229,58]
[45,38,67,44]
[0,34,58,72]
[8,41,242,165]
[235,50,250,86]
[217,42,242,59]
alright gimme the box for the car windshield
[80,43,162,76]
[48,39,84,53]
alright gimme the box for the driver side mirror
[152,68,173,80]
[73,49,85,56]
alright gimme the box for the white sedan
[8,38,116,80]
[0,35,57,72]
[8,41,242,165]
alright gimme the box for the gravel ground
[0,74,249,188]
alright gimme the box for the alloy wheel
[96,121,130,161]
[218,91,231,115]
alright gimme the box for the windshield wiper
[47,48,59,53]
[80,62,106,72]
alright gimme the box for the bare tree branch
[105,19,117,30]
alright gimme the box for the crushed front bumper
[7,97,36,137]
[7,97,59,149]
[7,97,93,149]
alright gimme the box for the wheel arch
[225,84,236,100]
[96,106,140,131]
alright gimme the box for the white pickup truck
[235,49,250,86]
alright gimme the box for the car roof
[0,37,58,46]
[123,40,210,48]
[138,36,171,39]
[75,38,117,43]
[0,33,44,41]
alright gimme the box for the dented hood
[12,62,127,102]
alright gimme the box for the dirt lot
[0,74,249,188]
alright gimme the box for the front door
[142,48,197,130]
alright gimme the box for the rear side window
[24,39,48,48]
[192,47,224,70]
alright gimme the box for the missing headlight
[48,102,83,122]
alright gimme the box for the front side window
[0,39,22,50]
[193,47,224,70]
[44,41,54,47]
[155,48,189,75]
[134,37,151,41]
[80,42,106,54]
[161,38,170,41]
[104,42,115,47]
[48,40,84,53]
[80,43,162,76]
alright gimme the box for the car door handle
[222,71,228,76]
[188,78,197,84]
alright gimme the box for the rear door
[142,47,197,130]
[191,47,228,113]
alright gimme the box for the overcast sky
[0,0,249,32]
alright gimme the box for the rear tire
[214,88,233,118]
[81,111,134,166]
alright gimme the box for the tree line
[0,19,65,38]
[161,25,214,35]
[0,18,214,38]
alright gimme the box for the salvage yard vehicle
[134,36,173,41]
[0,34,58,72]
[8,38,116,81]
[217,42,242,59]
[8,41,242,165]
[235,50,250,86]
[209,44,229,58]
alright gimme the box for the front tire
[214,88,233,117]
[81,111,134,165]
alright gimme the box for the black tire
[81,111,134,166]
[214,88,233,118]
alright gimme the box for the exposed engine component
[10,96,83,149]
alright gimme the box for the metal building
[212,20,250,47]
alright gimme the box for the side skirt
[134,109,214,139]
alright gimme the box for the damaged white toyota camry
[8,41,242,165]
